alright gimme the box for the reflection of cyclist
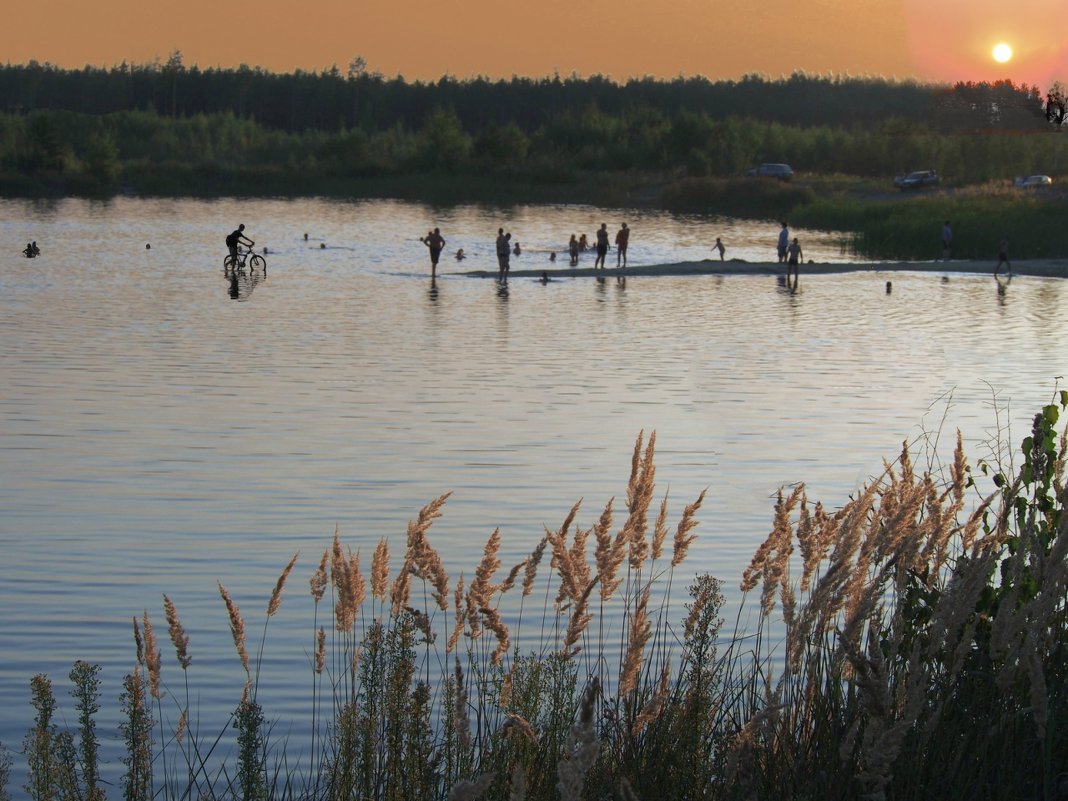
[226,224,254,263]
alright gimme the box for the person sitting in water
[549,252,556,262]
[578,234,589,252]
[513,241,521,256]
[455,248,466,261]
[31,241,40,256]
[23,242,36,258]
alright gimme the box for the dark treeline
[0,59,1059,207]
[0,58,1049,136]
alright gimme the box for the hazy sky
[5,0,1067,88]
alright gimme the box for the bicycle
[224,247,266,271]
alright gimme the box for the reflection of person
[496,228,511,279]
[569,235,579,266]
[714,237,725,261]
[615,223,630,267]
[594,223,609,269]
[786,237,803,281]
[995,237,1011,277]
[226,224,254,263]
[941,221,953,261]
[421,227,446,277]
[777,222,789,263]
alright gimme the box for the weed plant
[10,398,1068,800]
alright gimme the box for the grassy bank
[793,185,1068,260]
[661,175,1068,260]
[6,393,1068,801]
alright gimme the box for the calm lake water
[1,196,1066,787]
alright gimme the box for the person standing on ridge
[594,223,609,269]
[496,228,512,280]
[941,220,953,261]
[786,236,803,282]
[777,222,790,263]
[421,227,446,278]
[615,223,630,268]
[995,237,1011,277]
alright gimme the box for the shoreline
[460,258,1068,280]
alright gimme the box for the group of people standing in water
[420,222,637,280]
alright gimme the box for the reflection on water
[225,263,267,301]
[1,196,1067,790]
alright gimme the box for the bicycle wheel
[223,254,236,269]
[249,254,266,270]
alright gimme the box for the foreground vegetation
[4,390,1068,801]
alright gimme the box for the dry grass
[15,405,1068,801]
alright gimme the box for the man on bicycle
[226,224,254,264]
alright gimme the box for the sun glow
[992,42,1013,63]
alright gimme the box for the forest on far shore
[0,58,1062,203]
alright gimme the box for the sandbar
[461,258,1068,280]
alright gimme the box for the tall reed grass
[7,399,1068,800]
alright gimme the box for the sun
[992,42,1013,63]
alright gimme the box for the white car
[1014,175,1053,188]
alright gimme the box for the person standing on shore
[941,221,953,261]
[615,223,630,268]
[714,237,725,261]
[995,237,1011,277]
[786,236,803,282]
[496,228,512,280]
[420,227,446,278]
[594,223,609,269]
[777,222,790,263]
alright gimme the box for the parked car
[745,163,794,180]
[894,170,940,189]
[1014,174,1053,188]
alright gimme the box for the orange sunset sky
[5,0,1067,89]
